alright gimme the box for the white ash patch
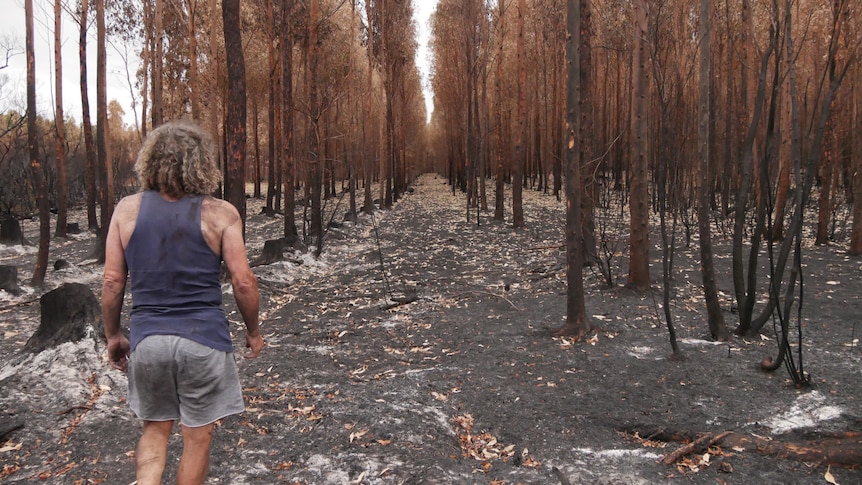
[627,346,659,360]
[762,390,844,434]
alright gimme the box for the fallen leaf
[349,429,368,443]
[0,441,22,452]
[824,465,839,485]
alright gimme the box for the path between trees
[1,174,860,484]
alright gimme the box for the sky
[0,0,141,127]
[413,0,438,123]
[1,0,436,127]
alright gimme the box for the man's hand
[107,334,130,372]
[245,332,263,359]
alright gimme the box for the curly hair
[134,120,221,197]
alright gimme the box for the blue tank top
[126,191,232,352]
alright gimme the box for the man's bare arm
[220,205,262,358]
[101,198,131,370]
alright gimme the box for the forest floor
[1,174,861,484]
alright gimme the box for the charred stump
[0,219,25,245]
[0,265,22,296]
[24,283,103,354]
[258,238,286,265]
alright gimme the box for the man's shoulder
[115,193,143,216]
[202,197,241,225]
[202,196,239,212]
[118,192,144,206]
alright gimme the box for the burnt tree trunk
[26,0,51,287]
[697,0,728,341]
[512,0,526,228]
[79,0,98,232]
[223,0,248,232]
[282,0,298,241]
[555,0,591,339]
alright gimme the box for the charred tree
[222,0,247,230]
[78,0,98,232]
[25,0,50,287]
[512,0,526,228]
[94,0,114,264]
[53,0,68,239]
[282,0,298,242]
[697,0,728,342]
[627,0,651,291]
[555,0,591,339]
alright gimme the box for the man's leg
[136,420,175,485]
[176,423,215,485]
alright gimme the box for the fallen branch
[381,295,419,311]
[661,431,732,465]
[625,425,862,468]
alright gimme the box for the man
[102,120,263,485]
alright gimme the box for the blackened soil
[1,174,861,484]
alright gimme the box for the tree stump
[0,219,25,245]
[0,265,22,296]
[258,238,286,265]
[24,283,103,354]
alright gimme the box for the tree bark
[815,121,836,246]
[512,0,526,228]
[493,0,505,222]
[556,0,590,339]
[207,0,220,194]
[265,0,277,215]
[186,0,200,120]
[282,0,297,241]
[152,0,164,126]
[363,0,375,217]
[697,0,728,342]
[140,0,150,139]
[53,0,68,238]
[579,0,597,265]
[851,72,862,255]
[25,0,50,286]
[95,0,114,263]
[79,0,98,232]
[222,0,247,232]
[308,0,323,254]
[627,0,650,290]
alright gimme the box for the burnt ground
[1,173,861,484]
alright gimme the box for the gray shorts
[128,335,245,427]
